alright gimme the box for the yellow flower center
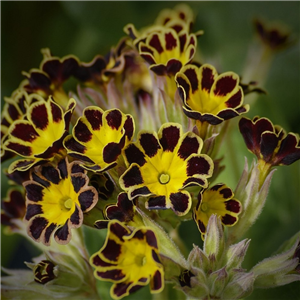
[63,198,73,210]
[135,254,147,267]
[201,202,208,212]
[159,173,170,184]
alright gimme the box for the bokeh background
[1,1,300,300]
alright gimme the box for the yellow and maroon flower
[175,64,249,125]
[120,123,214,216]
[90,220,164,299]
[64,107,134,172]
[33,260,57,284]
[23,158,98,245]
[239,116,300,167]
[138,28,197,76]
[193,183,242,238]
[3,97,76,173]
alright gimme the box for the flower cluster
[1,3,299,300]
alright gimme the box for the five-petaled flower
[3,96,76,173]
[64,107,134,172]
[193,183,242,238]
[23,158,98,245]
[239,116,300,168]
[120,123,214,216]
[90,220,164,300]
[175,64,249,125]
[33,260,57,284]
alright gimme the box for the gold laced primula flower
[23,158,98,245]
[193,183,242,239]
[138,28,197,76]
[64,107,134,172]
[3,96,76,173]
[120,123,214,216]
[175,64,249,125]
[90,220,164,299]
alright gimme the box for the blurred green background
[1,2,300,300]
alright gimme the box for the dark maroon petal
[170,192,190,214]
[183,177,206,187]
[147,196,166,210]
[30,104,49,130]
[97,269,126,281]
[178,134,200,159]
[25,183,44,202]
[2,190,25,218]
[273,134,300,165]
[123,116,134,141]
[214,75,238,96]
[44,223,56,244]
[92,254,114,267]
[219,186,234,199]
[159,125,180,152]
[5,142,32,156]
[103,142,122,164]
[187,156,211,176]
[124,143,146,166]
[106,110,122,130]
[70,204,82,226]
[149,34,163,53]
[139,133,160,157]
[150,64,167,76]
[197,219,206,233]
[140,53,156,65]
[102,238,122,262]
[260,132,279,162]
[201,66,215,92]
[110,221,130,240]
[239,117,274,155]
[71,175,86,193]
[179,33,187,52]
[84,109,103,130]
[78,189,96,211]
[10,123,38,142]
[41,166,60,184]
[222,214,237,225]
[55,221,70,243]
[25,204,43,220]
[130,186,151,198]
[165,31,177,50]
[121,165,143,188]
[166,59,182,76]
[151,270,163,291]
[74,120,92,143]
[6,103,21,121]
[29,217,48,239]
[64,136,87,154]
[71,163,85,174]
[50,101,62,123]
[27,72,51,92]
[145,230,158,249]
[56,159,67,179]
[106,206,126,222]
[152,249,161,264]
[129,285,144,294]
[31,173,50,188]
[113,282,132,298]
[225,200,241,213]
[133,230,145,240]
[225,89,242,108]
[182,107,223,125]
[217,108,241,120]
[179,270,195,288]
[185,67,199,93]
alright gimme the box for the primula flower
[138,28,197,76]
[120,123,214,216]
[64,107,134,172]
[175,64,249,125]
[23,158,98,245]
[90,220,164,299]
[239,116,300,167]
[193,183,242,238]
[33,260,57,284]
[3,96,75,173]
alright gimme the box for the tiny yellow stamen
[201,202,208,212]
[64,198,73,210]
[159,173,170,184]
[135,255,147,267]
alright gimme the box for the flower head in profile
[175,64,249,125]
[90,220,164,299]
[64,107,134,172]
[193,183,242,238]
[239,116,300,167]
[23,158,98,245]
[120,123,214,216]
[3,97,76,173]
